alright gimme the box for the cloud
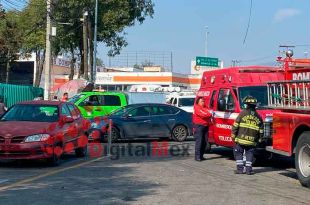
[274,8,301,22]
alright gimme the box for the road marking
[0,155,109,192]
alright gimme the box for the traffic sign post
[196,56,219,67]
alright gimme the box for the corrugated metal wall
[0,84,43,108]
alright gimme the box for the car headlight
[24,134,50,142]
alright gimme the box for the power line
[295,44,310,47]
[240,55,274,63]
[243,0,253,45]
[2,0,24,11]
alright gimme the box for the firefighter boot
[245,148,255,175]
[234,167,244,174]
[245,160,254,175]
[234,163,245,174]
[246,167,254,175]
[234,144,245,174]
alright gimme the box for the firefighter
[193,97,213,161]
[231,96,264,175]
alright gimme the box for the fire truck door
[213,88,238,147]
[208,90,217,144]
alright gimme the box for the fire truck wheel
[295,131,310,188]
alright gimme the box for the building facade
[94,71,202,91]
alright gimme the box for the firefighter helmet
[243,96,257,105]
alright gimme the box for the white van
[168,94,196,113]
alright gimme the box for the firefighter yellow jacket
[231,109,264,146]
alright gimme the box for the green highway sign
[196,56,219,67]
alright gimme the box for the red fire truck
[196,66,284,151]
[266,50,310,187]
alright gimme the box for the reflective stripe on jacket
[192,104,212,126]
[231,109,263,146]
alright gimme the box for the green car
[69,92,127,119]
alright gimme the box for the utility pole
[171,52,173,73]
[205,26,209,57]
[87,16,92,82]
[82,11,89,80]
[44,0,52,100]
[92,0,98,83]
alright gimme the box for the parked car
[69,91,167,119]
[89,103,193,142]
[168,95,196,113]
[0,101,88,165]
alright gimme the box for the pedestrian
[61,92,68,102]
[0,98,7,116]
[34,94,44,101]
[193,97,213,161]
[231,96,264,175]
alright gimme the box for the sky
[98,0,310,74]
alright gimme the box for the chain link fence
[106,51,174,72]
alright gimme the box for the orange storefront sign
[114,76,201,85]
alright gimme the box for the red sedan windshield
[1,104,59,122]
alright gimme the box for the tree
[0,0,154,85]
[0,4,4,19]
[0,10,22,83]
[18,0,46,87]
[53,0,154,79]
[96,57,104,67]
[97,0,154,56]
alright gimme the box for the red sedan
[0,101,89,165]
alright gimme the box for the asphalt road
[0,140,309,205]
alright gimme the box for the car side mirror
[226,102,235,112]
[63,116,74,123]
[218,99,226,110]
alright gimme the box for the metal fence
[0,83,43,108]
[106,51,173,71]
